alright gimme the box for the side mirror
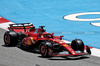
[51,33,54,35]
[60,35,64,40]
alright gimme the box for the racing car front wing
[52,46,91,57]
[53,51,90,57]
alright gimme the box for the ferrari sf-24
[4,23,91,57]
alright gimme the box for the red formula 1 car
[4,23,91,57]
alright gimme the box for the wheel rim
[41,45,46,54]
[4,35,9,43]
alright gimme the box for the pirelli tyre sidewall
[4,31,18,46]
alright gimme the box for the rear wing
[8,23,34,32]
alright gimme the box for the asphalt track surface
[0,28,100,66]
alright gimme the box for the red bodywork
[8,23,90,57]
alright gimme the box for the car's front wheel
[71,39,84,52]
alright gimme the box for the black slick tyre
[40,42,48,57]
[4,31,18,46]
[71,39,84,52]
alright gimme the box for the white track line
[62,40,71,44]
[90,23,100,27]
[0,22,14,30]
[64,12,100,21]
[91,48,100,57]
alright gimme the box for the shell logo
[63,44,68,46]
[27,39,31,45]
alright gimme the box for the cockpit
[43,34,53,38]
[29,26,45,33]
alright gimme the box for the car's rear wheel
[4,31,18,46]
[71,39,84,52]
